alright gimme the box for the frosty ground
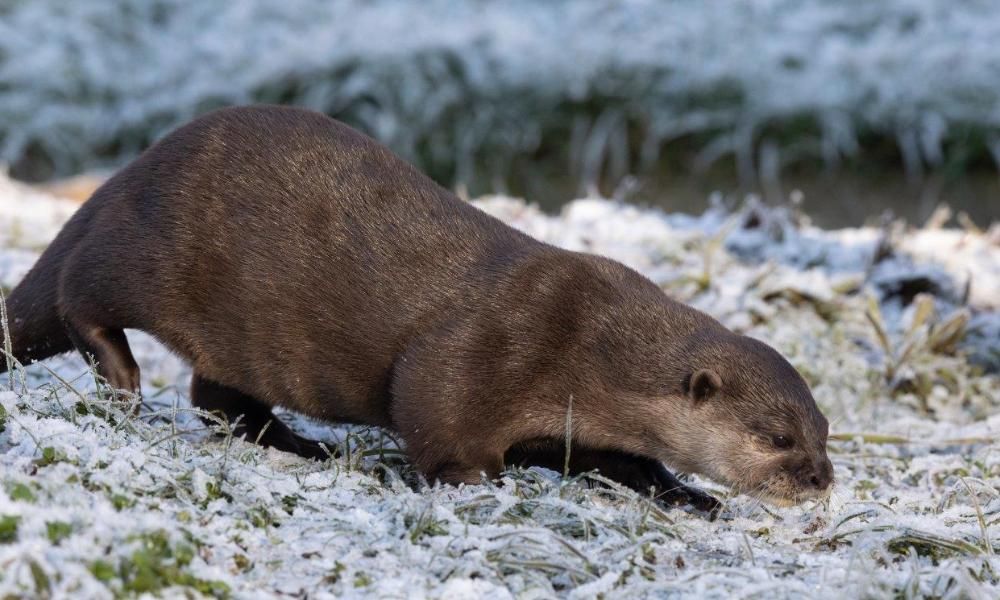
[0,174,997,598]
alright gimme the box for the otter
[2,106,833,515]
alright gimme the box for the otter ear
[688,369,722,402]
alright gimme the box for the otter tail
[2,204,93,374]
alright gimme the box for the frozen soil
[0,174,998,598]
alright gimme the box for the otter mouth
[713,470,833,507]
[738,482,832,507]
[705,452,835,507]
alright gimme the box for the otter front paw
[426,461,496,486]
[655,485,722,520]
[683,487,722,520]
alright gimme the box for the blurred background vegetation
[1,0,998,227]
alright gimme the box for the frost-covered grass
[0,174,998,598]
[3,0,1000,183]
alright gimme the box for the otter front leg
[390,322,509,487]
[505,441,720,518]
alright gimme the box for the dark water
[499,168,999,230]
[30,163,999,231]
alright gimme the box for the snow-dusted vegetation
[1,1,998,595]
[2,0,1000,183]
[0,175,997,598]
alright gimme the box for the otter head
[655,335,833,506]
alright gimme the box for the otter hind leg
[505,440,720,518]
[190,373,332,460]
[62,319,141,393]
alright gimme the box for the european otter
[3,106,833,515]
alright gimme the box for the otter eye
[772,435,793,450]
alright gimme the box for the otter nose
[807,458,834,490]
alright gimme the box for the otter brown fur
[3,106,833,515]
